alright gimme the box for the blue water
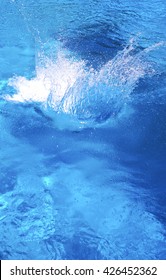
[0,0,166,260]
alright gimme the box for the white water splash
[5,41,161,124]
[7,51,85,105]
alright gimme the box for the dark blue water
[0,0,166,260]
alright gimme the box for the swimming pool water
[0,0,166,259]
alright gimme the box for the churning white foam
[7,51,85,105]
[5,40,162,124]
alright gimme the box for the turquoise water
[0,0,166,259]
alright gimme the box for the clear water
[0,0,166,260]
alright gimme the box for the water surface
[0,0,166,259]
